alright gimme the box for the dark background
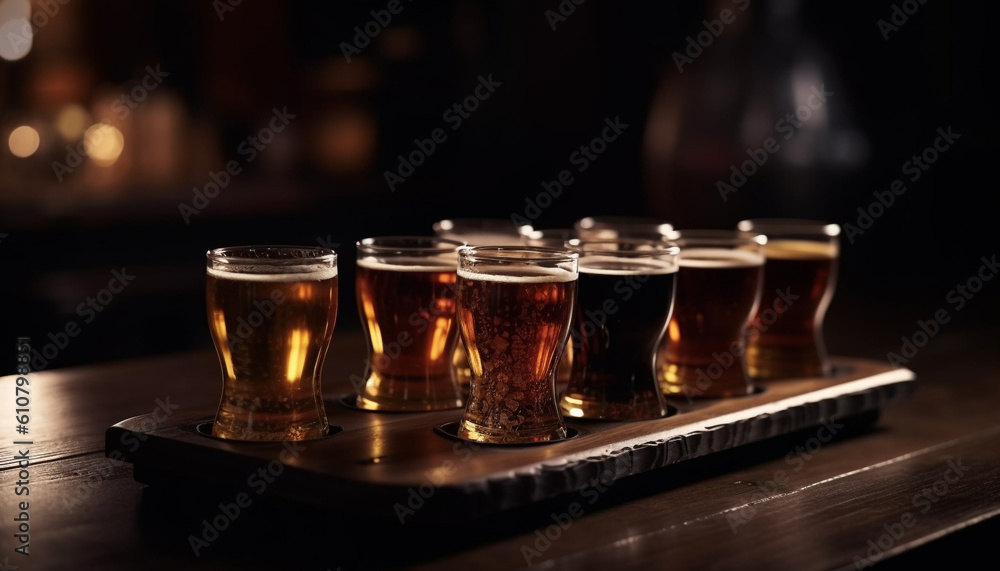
[0,0,993,373]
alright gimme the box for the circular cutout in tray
[433,421,582,447]
[335,393,464,414]
[194,421,343,442]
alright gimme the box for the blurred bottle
[643,0,867,227]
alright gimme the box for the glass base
[659,361,754,399]
[356,373,464,412]
[746,344,831,380]
[559,391,667,421]
[458,418,567,445]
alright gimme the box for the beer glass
[519,227,579,386]
[574,216,674,242]
[432,218,524,392]
[658,231,766,399]
[736,219,840,379]
[456,246,578,444]
[560,239,679,420]
[355,236,465,411]
[206,246,338,441]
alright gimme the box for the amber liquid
[355,259,462,411]
[207,268,337,440]
[659,250,763,398]
[746,240,837,379]
[457,268,576,443]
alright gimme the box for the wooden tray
[105,357,914,522]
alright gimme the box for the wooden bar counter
[2,299,997,570]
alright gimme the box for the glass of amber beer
[206,246,338,441]
[560,239,679,420]
[658,231,766,399]
[456,246,578,444]
[355,236,466,411]
[736,219,840,379]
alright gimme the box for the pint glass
[355,236,465,411]
[658,231,765,399]
[737,219,840,379]
[457,247,578,444]
[206,246,338,441]
[560,239,678,420]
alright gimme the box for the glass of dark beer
[456,246,578,444]
[736,219,841,379]
[658,231,766,399]
[574,216,674,242]
[560,239,679,420]
[432,219,525,392]
[355,236,466,411]
[206,246,338,441]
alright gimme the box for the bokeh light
[8,125,40,157]
[83,123,125,167]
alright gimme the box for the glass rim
[737,218,841,237]
[357,235,466,254]
[666,229,767,247]
[458,245,579,264]
[517,226,577,240]
[432,218,523,234]
[565,237,681,256]
[574,216,674,233]
[206,245,337,264]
